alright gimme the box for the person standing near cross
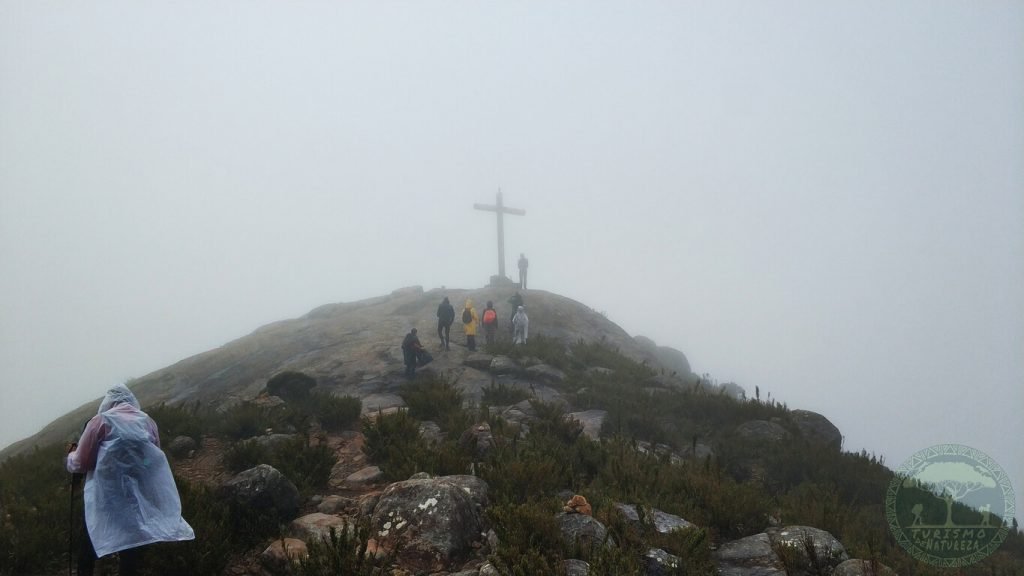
[474,190,525,284]
[518,253,529,289]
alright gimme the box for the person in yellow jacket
[461,299,479,351]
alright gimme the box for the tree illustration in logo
[904,461,997,527]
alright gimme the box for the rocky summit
[2,285,699,459]
[5,285,1016,576]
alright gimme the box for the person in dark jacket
[436,297,455,350]
[402,328,424,378]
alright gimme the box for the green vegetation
[266,521,394,576]
[481,380,531,405]
[1,352,1022,576]
[222,435,336,496]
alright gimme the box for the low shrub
[308,393,361,432]
[361,409,428,481]
[218,401,302,440]
[266,519,393,576]
[0,444,68,576]
[481,380,531,406]
[147,401,207,445]
[486,501,566,574]
[400,375,471,433]
[222,435,336,496]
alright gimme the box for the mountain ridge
[1,285,701,460]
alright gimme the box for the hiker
[462,299,479,351]
[402,328,425,378]
[507,291,524,334]
[512,305,529,345]
[436,296,455,350]
[66,384,194,576]
[518,253,529,289]
[482,300,498,346]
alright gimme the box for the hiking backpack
[482,309,497,325]
[462,308,473,324]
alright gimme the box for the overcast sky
[2,2,1021,517]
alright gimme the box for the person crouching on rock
[66,384,195,576]
[402,328,425,378]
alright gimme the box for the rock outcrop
[714,532,786,576]
[789,410,843,450]
[369,475,489,572]
[3,286,705,458]
[219,464,300,524]
[714,526,850,576]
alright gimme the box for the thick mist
[1,2,1021,516]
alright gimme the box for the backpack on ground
[462,308,473,324]
[482,309,497,325]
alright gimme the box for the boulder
[463,353,495,370]
[344,466,384,488]
[613,504,695,534]
[735,420,792,443]
[833,559,898,576]
[358,492,381,517]
[167,435,196,458]
[615,503,641,523]
[261,538,308,567]
[789,410,842,450]
[714,532,786,576]
[369,475,489,572]
[317,495,355,515]
[290,512,351,543]
[636,441,683,464]
[634,336,693,379]
[645,548,681,576]
[564,558,591,575]
[479,564,500,576]
[567,410,606,441]
[419,421,444,444]
[680,440,714,460]
[526,364,567,383]
[489,356,519,375]
[519,356,544,368]
[266,371,317,401]
[219,464,300,523]
[249,433,298,450]
[650,509,695,533]
[499,400,538,431]
[765,525,849,575]
[557,512,609,553]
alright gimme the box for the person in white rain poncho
[512,305,529,345]
[66,384,194,574]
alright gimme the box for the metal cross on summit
[473,190,525,282]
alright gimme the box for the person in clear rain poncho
[66,384,194,575]
[512,305,529,345]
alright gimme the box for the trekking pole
[68,474,74,576]
[66,442,77,576]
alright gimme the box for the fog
[2,2,1021,517]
